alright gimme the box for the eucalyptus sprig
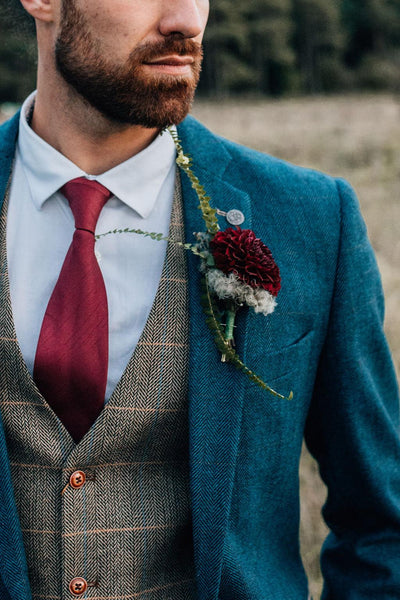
[167,127,219,235]
[95,227,208,259]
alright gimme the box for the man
[0,1,399,599]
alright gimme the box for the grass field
[192,94,400,597]
[1,94,399,598]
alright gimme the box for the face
[55,0,209,128]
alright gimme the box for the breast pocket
[239,330,319,497]
[248,328,317,394]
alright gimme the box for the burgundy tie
[34,177,112,442]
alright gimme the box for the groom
[1,1,400,599]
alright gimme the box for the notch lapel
[178,118,253,600]
[0,111,32,600]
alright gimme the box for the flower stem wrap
[225,306,236,342]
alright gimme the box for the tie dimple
[62,177,111,232]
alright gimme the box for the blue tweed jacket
[0,112,400,600]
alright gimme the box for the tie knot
[61,177,112,233]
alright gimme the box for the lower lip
[143,63,193,76]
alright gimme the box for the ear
[19,0,55,23]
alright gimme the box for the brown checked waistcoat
[0,173,197,600]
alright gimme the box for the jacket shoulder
[179,115,345,218]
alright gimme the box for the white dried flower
[206,269,277,316]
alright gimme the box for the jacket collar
[0,114,252,600]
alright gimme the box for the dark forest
[1,0,399,103]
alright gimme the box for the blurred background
[1,1,400,597]
[1,0,400,102]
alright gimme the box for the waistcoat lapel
[178,118,253,600]
[0,110,32,600]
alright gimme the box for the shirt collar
[18,91,177,219]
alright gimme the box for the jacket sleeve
[304,178,400,599]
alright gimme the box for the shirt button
[69,470,86,489]
[69,577,88,596]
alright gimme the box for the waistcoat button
[69,470,86,489]
[69,577,88,596]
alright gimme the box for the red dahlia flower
[209,228,281,296]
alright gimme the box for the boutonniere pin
[97,128,292,401]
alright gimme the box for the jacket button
[69,577,87,596]
[69,471,86,489]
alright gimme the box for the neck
[31,73,159,176]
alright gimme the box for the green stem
[224,307,236,342]
[201,276,293,401]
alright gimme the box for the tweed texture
[0,173,197,600]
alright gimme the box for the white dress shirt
[7,92,177,400]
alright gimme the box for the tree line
[1,0,399,103]
[199,0,400,96]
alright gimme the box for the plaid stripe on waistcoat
[0,172,197,600]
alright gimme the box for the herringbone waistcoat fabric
[0,172,197,600]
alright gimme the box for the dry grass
[192,94,400,598]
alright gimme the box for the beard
[55,2,203,128]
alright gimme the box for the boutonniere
[97,128,292,401]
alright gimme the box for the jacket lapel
[0,112,32,600]
[178,118,253,600]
